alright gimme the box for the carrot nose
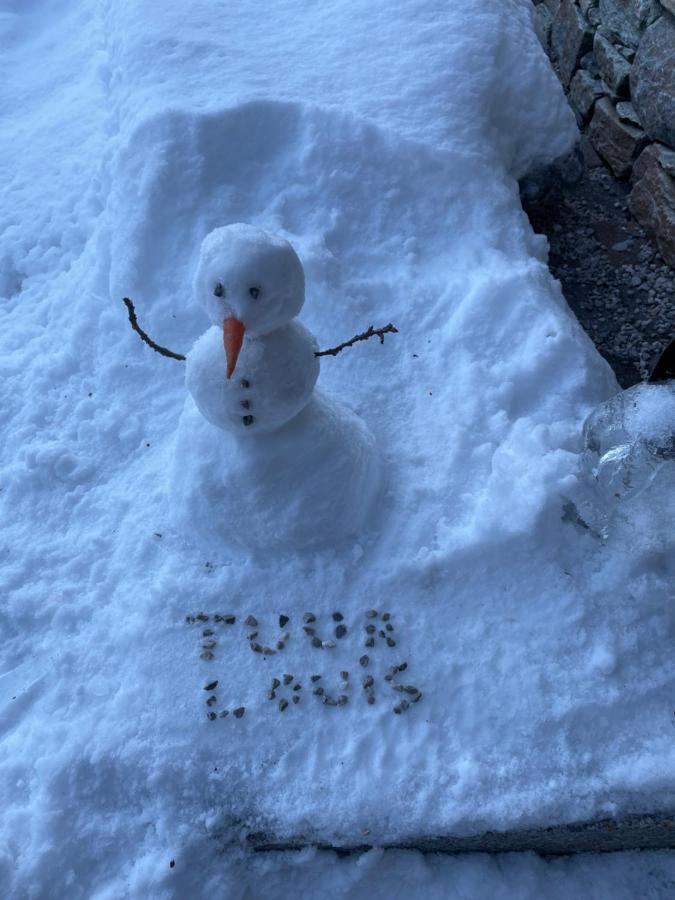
[223,317,245,379]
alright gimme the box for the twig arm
[315,323,398,358]
[122,297,186,361]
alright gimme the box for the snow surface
[1,0,674,895]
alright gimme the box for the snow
[1,0,674,895]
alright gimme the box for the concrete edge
[246,813,675,856]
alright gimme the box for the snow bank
[1,0,673,895]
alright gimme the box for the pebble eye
[213,283,225,298]
[249,286,260,299]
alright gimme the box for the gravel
[522,137,674,388]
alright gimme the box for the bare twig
[315,323,399,358]
[122,296,398,363]
[122,297,186,361]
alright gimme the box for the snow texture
[1,0,673,895]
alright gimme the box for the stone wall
[533,0,675,266]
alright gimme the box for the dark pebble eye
[249,286,260,299]
[213,283,225,297]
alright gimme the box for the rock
[570,69,605,119]
[233,706,245,718]
[244,615,257,627]
[588,97,648,178]
[630,146,675,265]
[332,612,344,622]
[335,624,347,639]
[660,0,675,14]
[593,32,631,96]
[598,0,661,47]
[631,16,675,146]
[279,614,289,628]
[551,0,594,85]
[534,3,554,50]
[579,50,601,76]
[616,100,642,125]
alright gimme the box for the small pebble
[185,615,195,624]
[335,625,347,639]
[279,699,288,712]
[367,695,376,705]
[365,624,376,634]
[386,637,396,648]
[310,675,322,682]
[402,685,419,695]
[323,696,338,706]
[200,651,214,661]
[262,646,277,655]
[206,695,217,706]
[341,671,349,681]
[292,694,300,704]
[245,615,258,627]
[279,614,289,628]
[362,675,374,689]
[303,625,316,636]
[219,710,229,718]
[322,640,336,649]
[379,630,386,638]
[385,674,393,682]
[337,695,348,705]
[196,613,209,622]
[293,683,302,691]
[202,629,214,637]
[313,686,324,696]
[233,707,245,718]
[411,692,422,703]
[365,637,375,648]
[202,640,217,649]
[385,624,394,632]
[276,641,284,650]
[366,609,378,619]
[204,680,218,691]
[247,631,258,640]
[240,399,251,409]
[397,662,408,672]
[303,612,316,623]
[267,690,276,700]
[360,655,369,668]
[381,613,391,622]
[242,415,255,426]
[271,678,281,689]
[283,674,293,685]
[240,378,250,388]
[207,711,217,721]
[250,642,263,653]
[311,637,322,648]
[332,612,344,622]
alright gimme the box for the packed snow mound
[1,0,673,896]
[172,392,381,551]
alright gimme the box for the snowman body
[170,224,381,552]
[186,321,319,434]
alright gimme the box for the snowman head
[194,224,306,378]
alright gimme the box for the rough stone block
[551,0,594,85]
[659,0,675,15]
[593,32,632,95]
[534,3,554,51]
[589,96,648,177]
[630,145,675,265]
[598,0,661,48]
[616,100,642,125]
[569,69,606,119]
[632,141,675,181]
[631,15,675,147]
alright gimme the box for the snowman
[170,224,381,552]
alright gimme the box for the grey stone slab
[594,31,632,95]
[570,69,606,119]
[551,0,594,85]
[631,15,675,146]
[589,96,648,177]
[630,144,675,264]
[598,0,661,48]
